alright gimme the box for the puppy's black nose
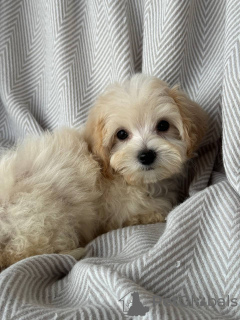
[138,149,157,165]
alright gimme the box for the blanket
[0,0,239,319]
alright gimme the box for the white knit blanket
[0,0,239,319]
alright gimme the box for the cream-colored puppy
[0,74,207,269]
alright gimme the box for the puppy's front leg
[123,212,165,227]
[60,247,86,260]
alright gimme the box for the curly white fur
[0,74,208,269]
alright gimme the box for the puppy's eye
[156,120,169,132]
[117,130,128,140]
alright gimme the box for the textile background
[0,0,239,319]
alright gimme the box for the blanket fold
[0,0,239,319]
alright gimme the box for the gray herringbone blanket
[0,0,239,319]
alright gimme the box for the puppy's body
[0,129,177,268]
[0,74,208,269]
[0,128,101,267]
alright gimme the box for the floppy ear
[84,110,114,179]
[169,85,208,158]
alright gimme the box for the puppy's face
[85,75,208,184]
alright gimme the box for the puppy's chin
[123,170,161,185]
[122,164,184,185]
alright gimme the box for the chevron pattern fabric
[0,0,240,319]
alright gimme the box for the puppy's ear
[169,85,208,158]
[84,112,114,179]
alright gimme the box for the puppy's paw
[123,212,165,227]
[60,247,86,260]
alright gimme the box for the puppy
[0,74,207,269]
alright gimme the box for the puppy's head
[84,74,208,184]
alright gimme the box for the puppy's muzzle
[138,149,157,166]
